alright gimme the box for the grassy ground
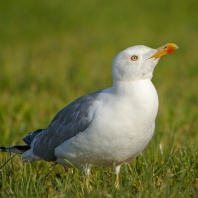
[0,0,198,197]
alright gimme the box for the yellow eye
[131,55,138,61]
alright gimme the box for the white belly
[55,80,158,168]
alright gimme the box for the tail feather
[0,145,30,154]
[21,149,40,162]
[1,129,44,163]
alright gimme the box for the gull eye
[131,55,138,61]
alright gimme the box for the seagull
[0,43,178,187]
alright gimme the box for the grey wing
[27,92,101,161]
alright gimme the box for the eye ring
[131,55,138,61]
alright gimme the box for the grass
[0,146,197,197]
[0,0,198,197]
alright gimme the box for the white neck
[112,79,154,95]
[111,79,159,120]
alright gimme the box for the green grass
[0,0,198,197]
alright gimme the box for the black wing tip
[0,145,30,153]
[0,146,7,152]
[14,145,31,150]
[23,129,44,146]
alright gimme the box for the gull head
[112,43,178,82]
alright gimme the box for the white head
[112,43,178,82]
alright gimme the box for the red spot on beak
[166,46,175,53]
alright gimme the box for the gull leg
[115,165,121,189]
[84,165,92,191]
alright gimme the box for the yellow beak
[149,43,178,59]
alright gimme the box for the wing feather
[27,92,100,161]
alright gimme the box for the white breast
[55,79,158,168]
